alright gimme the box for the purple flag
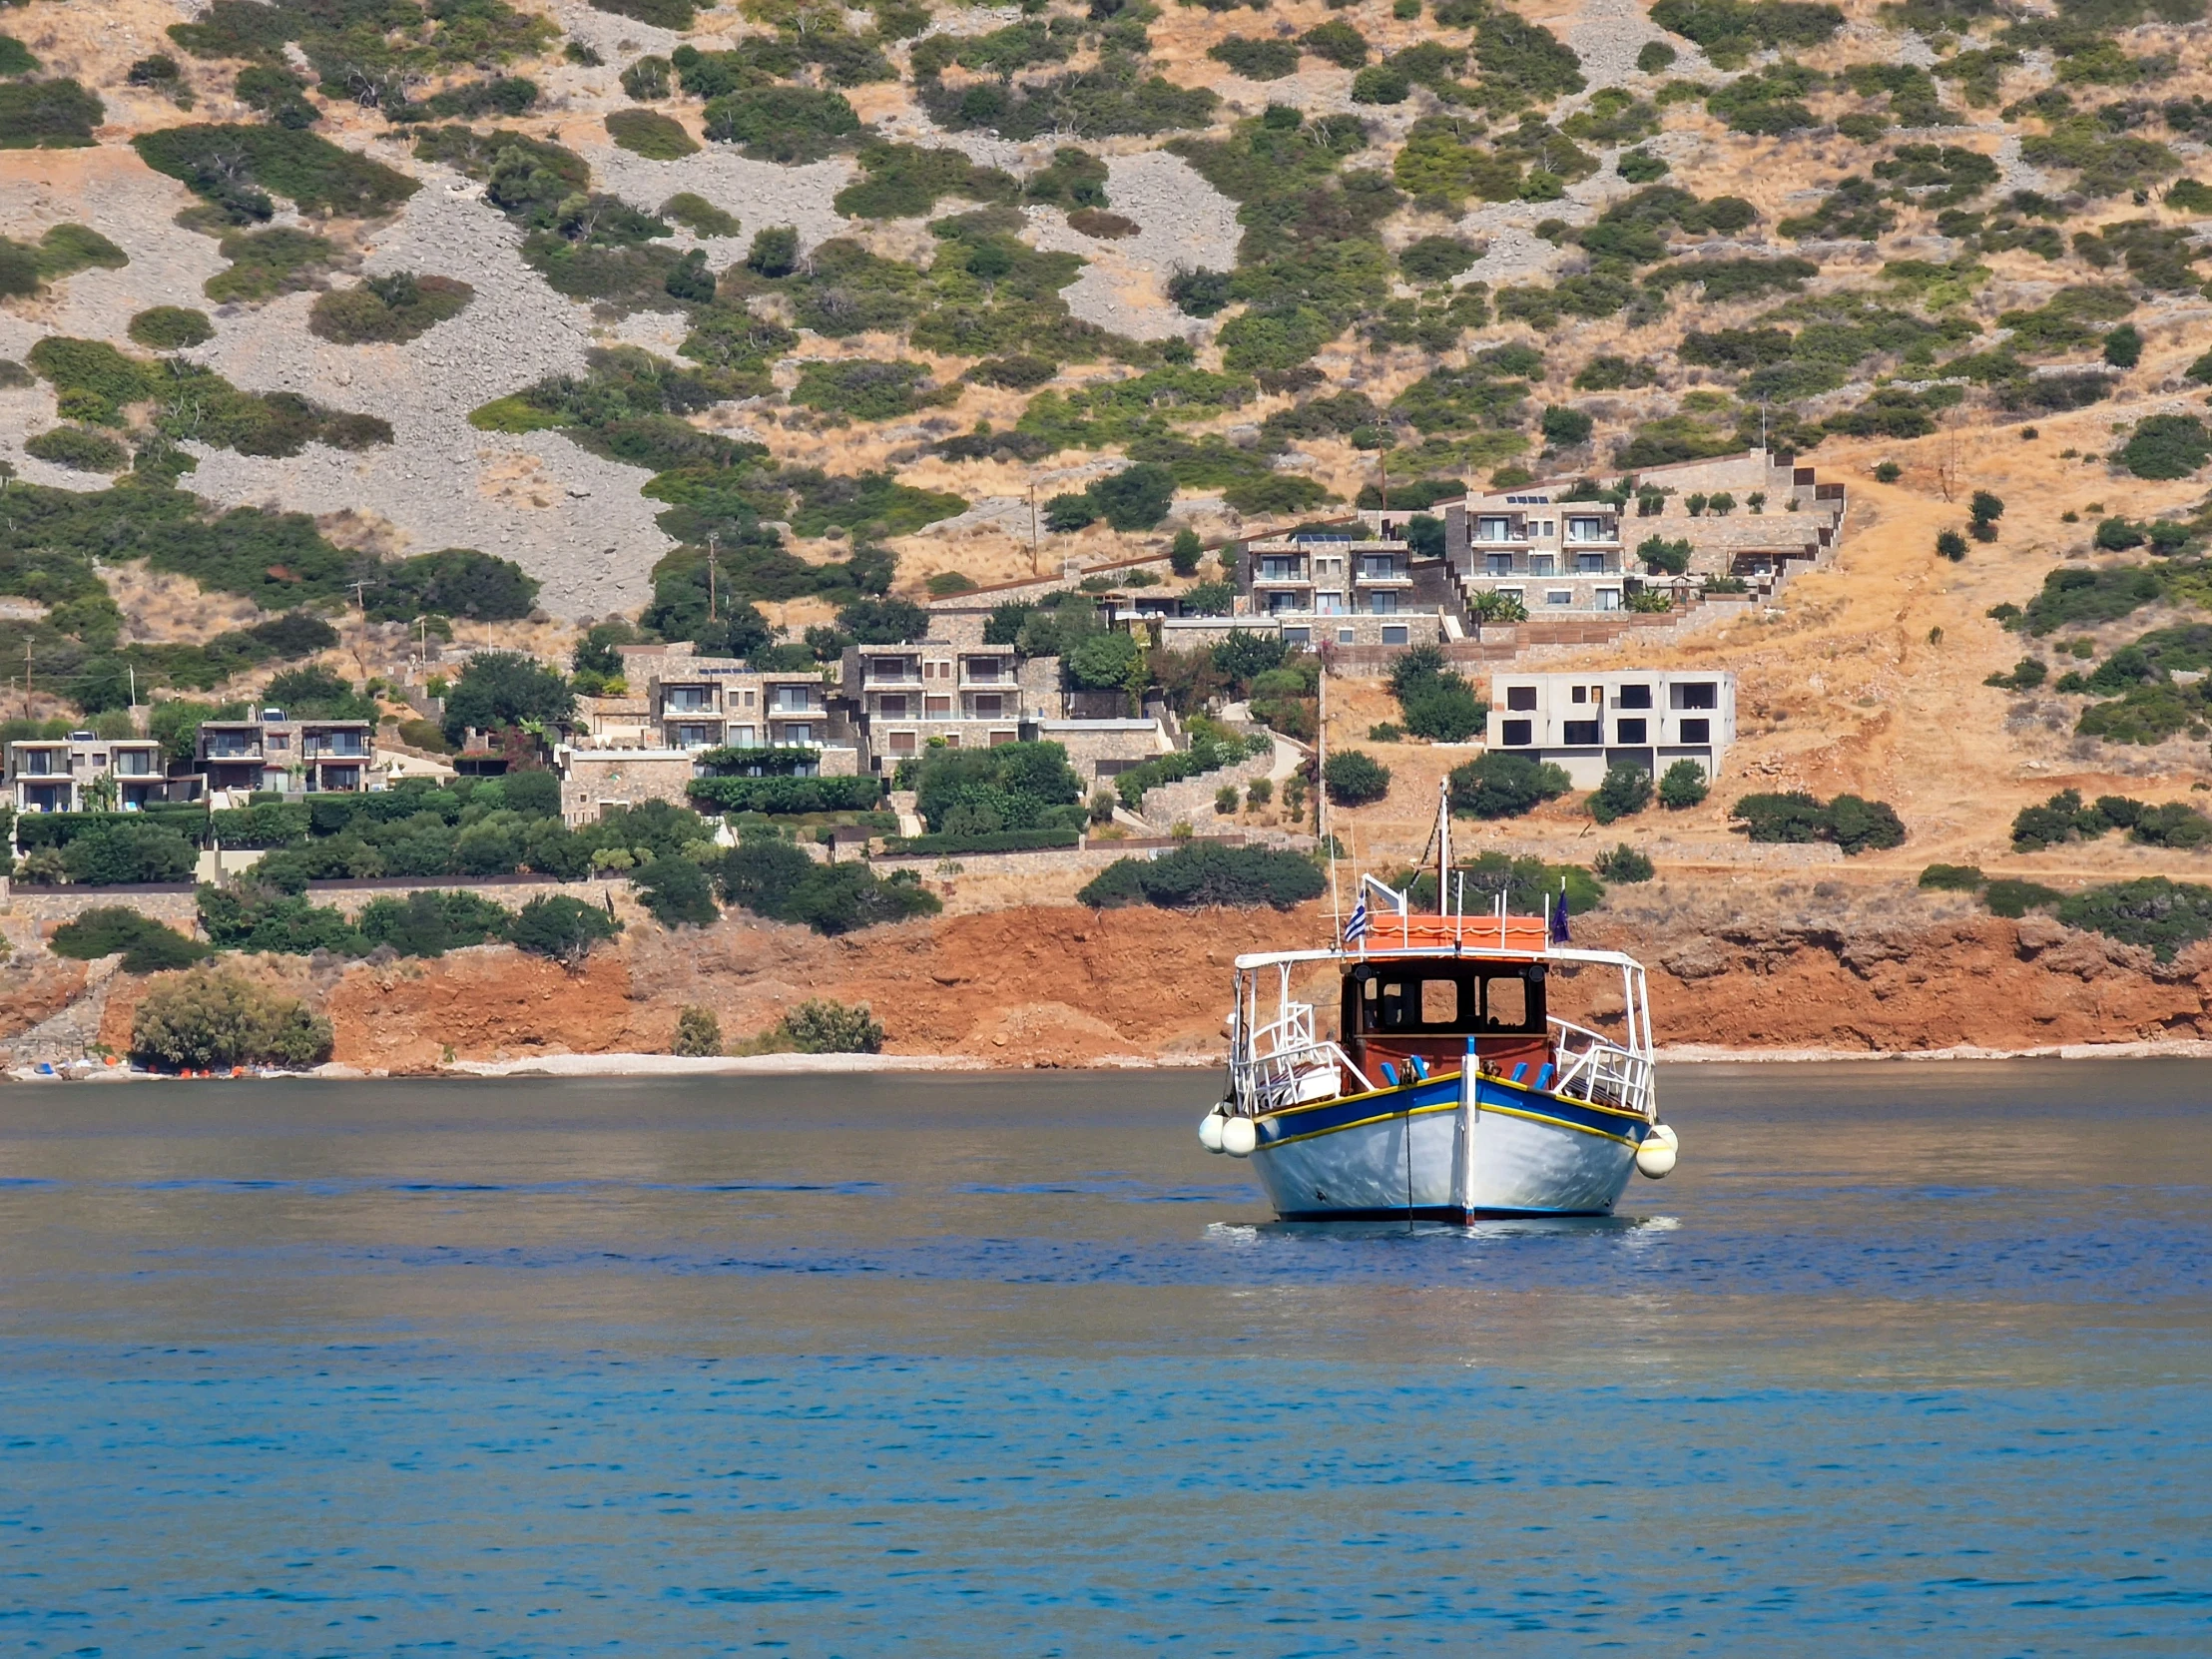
[1552,885,1570,943]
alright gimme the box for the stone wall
[1135,745,1277,830]
[561,750,698,825]
[3,874,630,931]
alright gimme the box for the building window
[1477,516,1511,542]
[773,686,813,713]
[1336,627,1356,645]
[1283,627,1311,645]
[1485,553,1512,576]
[1369,591,1399,615]
[1317,591,1345,614]
[1680,718,1711,743]
[1497,588,1523,608]
[1567,516,1605,543]
[877,695,908,718]
[1576,553,1607,573]
[888,730,916,756]
[1594,588,1621,611]
[989,730,1016,748]
[1506,686,1536,711]
[925,696,951,717]
[1570,686,1586,704]
[727,725,758,747]
[665,686,712,712]
[1382,624,1409,646]
[972,694,1002,718]
[1563,720,1601,745]
[1268,591,1304,614]
[1617,684,1653,710]
[1672,681,1719,710]
[1546,589,1573,607]
[1529,554,1555,577]
[674,724,718,749]
[1501,719,1532,746]
[966,659,1001,684]
[1617,719,1647,744]
[780,723,814,745]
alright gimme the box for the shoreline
[13,1038,2212,1083]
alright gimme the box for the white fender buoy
[1220,1116,1257,1158]
[1199,1109,1227,1153]
[1635,1121,1679,1179]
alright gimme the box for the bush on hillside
[1324,750,1391,806]
[674,1005,723,1056]
[1449,752,1571,819]
[128,305,215,349]
[353,889,513,958]
[1078,842,1326,910]
[1388,645,1485,742]
[775,998,884,1053]
[48,907,210,973]
[633,854,718,928]
[1657,759,1710,810]
[1731,791,1906,854]
[130,965,333,1071]
[307,273,473,344]
[1593,843,1655,882]
[508,894,620,966]
[1588,763,1653,825]
[59,822,198,885]
[2056,876,2212,961]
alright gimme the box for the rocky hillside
[7,0,2212,1062]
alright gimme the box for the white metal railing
[1228,1001,1374,1115]
[1547,1017,1655,1118]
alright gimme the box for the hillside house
[196,712,376,796]
[1450,488,1628,614]
[1484,670,1736,790]
[1241,512,1458,647]
[4,732,175,815]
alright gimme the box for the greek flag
[1344,899,1371,943]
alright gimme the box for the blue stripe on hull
[1255,1069,1649,1150]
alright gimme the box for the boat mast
[1435,778,1449,917]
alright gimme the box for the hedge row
[882,827,1081,855]
[687,774,883,814]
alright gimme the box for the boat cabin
[1342,956,1551,1088]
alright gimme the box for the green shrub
[1399,236,1480,284]
[1730,791,1905,853]
[1936,528,1968,562]
[661,192,740,238]
[1324,750,1391,805]
[886,827,1082,854]
[1981,877,2062,919]
[130,964,332,1071]
[674,1004,722,1056]
[1078,842,1325,910]
[441,651,576,746]
[1593,843,1655,882]
[1210,37,1299,79]
[633,854,718,928]
[690,774,882,815]
[2055,876,2212,961]
[48,907,210,972]
[912,740,1083,833]
[354,889,514,957]
[0,34,36,76]
[1589,763,1653,825]
[1448,752,1568,819]
[205,226,335,302]
[1919,862,1985,890]
[2118,415,2212,480]
[1387,646,1485,742]
[714,835,941,933]
[834,143,1016,219]
[703,86,861,163]
[307,273,472,345]
[508,894,620,966]
[0,79,102,149]
[36,224,126,280]
[794,358,936,421]
[606,107,698,159]
[128,305,215,350]
[135,123,417,219]
[25,426,127,472]
[775,997,884,1053]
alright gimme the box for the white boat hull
[1249,1082,1643,1220]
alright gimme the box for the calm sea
[0,1062,2206,1655]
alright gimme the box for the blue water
[1,1061,2207,1655]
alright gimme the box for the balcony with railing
[660,684,719,715]
[958,657,1013,688]
[10,745,65,777]
[862,656,921,685]
[111,749,160,777]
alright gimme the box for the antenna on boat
[1320,659,1341,946]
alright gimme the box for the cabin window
[1355,967,1544,1035]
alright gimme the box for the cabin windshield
[1349,963,1546,1037]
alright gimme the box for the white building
[1484,670,1735,790]
[5,732,175,814]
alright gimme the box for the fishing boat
[1199,783,1679,1220]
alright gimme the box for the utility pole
[1029,482,1040,575]
[706,532,719,622]
[346,578,369,616]
[1379,452,1388,513]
